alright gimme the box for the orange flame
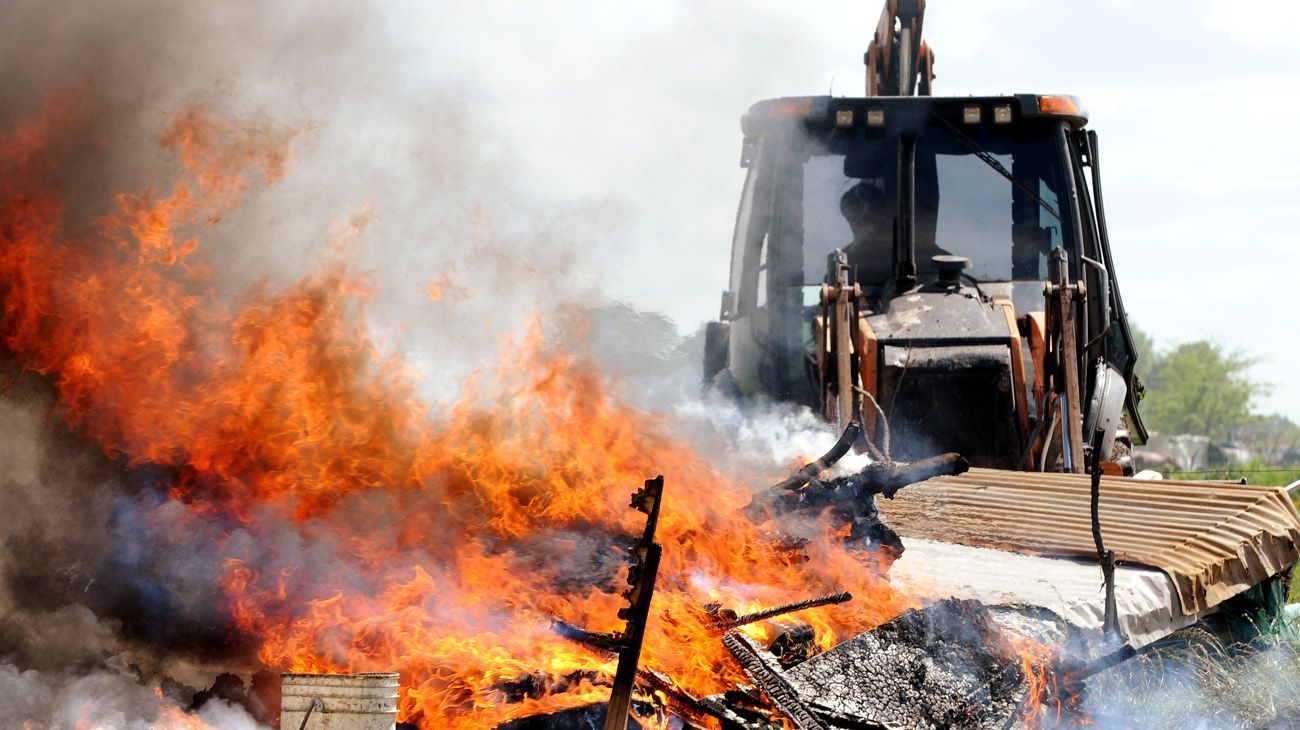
[1009,635,1087,728]
[0,90,923,729]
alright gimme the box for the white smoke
[1085,628,1300,729]
[0,660,263,730]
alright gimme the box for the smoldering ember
[3,2,1300,730]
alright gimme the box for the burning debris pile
[0,83,1092,727]
[3,88,1065,728]
[505,430,1067,730]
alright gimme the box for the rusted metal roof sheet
[879,468,1300,615]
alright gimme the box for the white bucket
[280,672,399,730]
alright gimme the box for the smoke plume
[0,2,875,728]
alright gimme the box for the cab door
[1069,128,1148,447]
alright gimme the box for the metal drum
[280,672,399,730]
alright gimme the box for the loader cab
[705,94,1146,469]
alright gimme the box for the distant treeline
[1132,325,1298,466]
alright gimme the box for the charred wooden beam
[770,421,863,492]
[761,452,968,516]
[749,422,966,540]
[550,619,621,657]
[751,453,967,562]
[605,476,665,730]
[706,688,788,729]
[639,668,765,729]
[829,452,969,498]
[722,631,828,730]
[552,618,723,726]
[638,669,703,717]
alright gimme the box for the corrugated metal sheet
[878,468,1300,615]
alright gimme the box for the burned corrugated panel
[879,469,1300,615]
[892,538,1197,650]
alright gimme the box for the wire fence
[1158,465,1300,489]
[1173,467,1300,475]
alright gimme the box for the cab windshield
[787,119,1072,287]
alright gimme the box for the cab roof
[741,94,1088,138]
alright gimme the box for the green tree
[1140,339,1267,441]
[1129,324,1157,374]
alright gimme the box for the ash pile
[724,599,1031,730]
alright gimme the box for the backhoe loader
[703,0,1146,474]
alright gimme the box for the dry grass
[1083,625,1300,729]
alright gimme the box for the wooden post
[1058,284,1085,473]
[604,477,664,730]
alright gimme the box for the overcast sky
[381,0,1300,420]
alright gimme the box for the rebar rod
[710,592,852,630]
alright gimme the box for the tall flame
[1,90,1075,729]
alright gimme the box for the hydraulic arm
[865,0,935,96]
